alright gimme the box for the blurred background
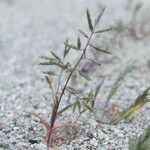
[0,0,150,149]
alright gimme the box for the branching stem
[47,27,96,145]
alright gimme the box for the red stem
[46,28,96,145]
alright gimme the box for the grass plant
[36,7,111,148]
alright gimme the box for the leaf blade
[77,36,81,49]
[78,29,89,39]
[78,70,91,81]
[86,9,93,31]
[95,6,106,26]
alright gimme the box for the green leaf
[107,64,135,102]
[57,103,74,116]
[87,90,94,103]
[78,29,89,39]
[134,87,150,104]
[64,39,70,58]
[45,75,53,91]
[82,101,94,112]
[66,87,81,94]
[89,44,111,54]
[91,84,100,107]
[51,51,61,62]
[133,3,142,19]
[64,42,79,51]
[76,100,81,112]
[65,68,75,74]
[95,6,106,26]
[42,71,56,76]
[40,56,53,60]
[129,126,150,150]
[69,45,79,50]
[45,75,58,104]
[77,36,81,49]
[78,70,91,81]
[73,102,77,113]
[116,64,135,84]
[112,87,150,124]
[94,78,105,99]
[86,9,93,31]
[40,60,67,70]
[107,84,120,103]
[95,28,112,34]
[39,62,53,65]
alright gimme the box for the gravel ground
[0,0,150,150]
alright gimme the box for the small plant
[36,7,111,147]
[100,63,135,122]
[129,126,150,150]
[112,87,150,124]
[104,63,135,108]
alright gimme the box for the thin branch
[49,25,96,128]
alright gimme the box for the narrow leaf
[45,76,53,91]
[112,87,150,124]
[107,84,120,103]
[40,56,52,60]
[94,78,105,99]
[76,100,81,112]
[42,71,56,76]
[116,64,135,84]
[95,28,112,34]
[77,36,81,49]
[64,39,70,58]
[82,101,94,112]
[73,102,77,113]
[134,87,150,104]
[78,70,91,81]
[107,64,135,103]
[133,3,142,19]
[89,44,111,54]
[51,52,61,62]
[39,62,53,65]
[40,61,65,69]
[78,29,89,39]
[95,6,106,25]
[64,43,79,51]
[86,9,93,31]
[67,87,81,94]
[57,103,74,116]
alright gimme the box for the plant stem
[56,69,63,95]
[47,26,96,145]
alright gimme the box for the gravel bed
[0,0,150,150]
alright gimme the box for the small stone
[2,129,11,134]
[87,131,94,139]
[39,143,47,149]
[11,141,17,145]
[28,126,34,131]
[89,138,98,147]
[28,139,39,144]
